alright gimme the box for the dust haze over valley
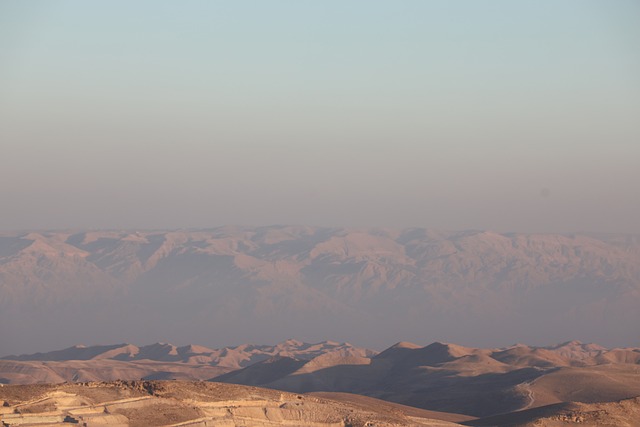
[1,227,639,355]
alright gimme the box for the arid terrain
[2,339,640,422]
[466,397,640,427]
[1,227,640,354]
[2,227,640,424]
[0,340,373,385]
[1,380,639,427]
[215,340,640,417]
[0,380,469,426]
[4,0,638,423]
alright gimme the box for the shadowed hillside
[213,340,640,418]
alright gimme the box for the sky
[1,1,639,233]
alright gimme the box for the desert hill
[3,339,373,369]
[3,340,640,419]
[466,396,640,426]
[2,381,638,427]
[213,340,640,418]
[1,227,640,354]
[0,380,467,427]
[0,340,373,385]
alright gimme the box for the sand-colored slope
[0,359,229,385]
[526,363,640,407]
[310,392,475,424]
[466,396,640,427]
[0,361,67,384]
[0,380,467,427]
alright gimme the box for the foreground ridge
[0,380,467,427]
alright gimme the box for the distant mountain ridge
[1,227,640,354]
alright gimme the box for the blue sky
[1,1,639,232]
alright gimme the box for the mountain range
[1,227,639,354]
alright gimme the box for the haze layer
[1,227,639,355]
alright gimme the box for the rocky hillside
[0,380,469,427]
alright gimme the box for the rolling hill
[3,340,639,419]
[212,340,640,417]
[0,340,374,385]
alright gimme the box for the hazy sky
[1,1,639,233]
